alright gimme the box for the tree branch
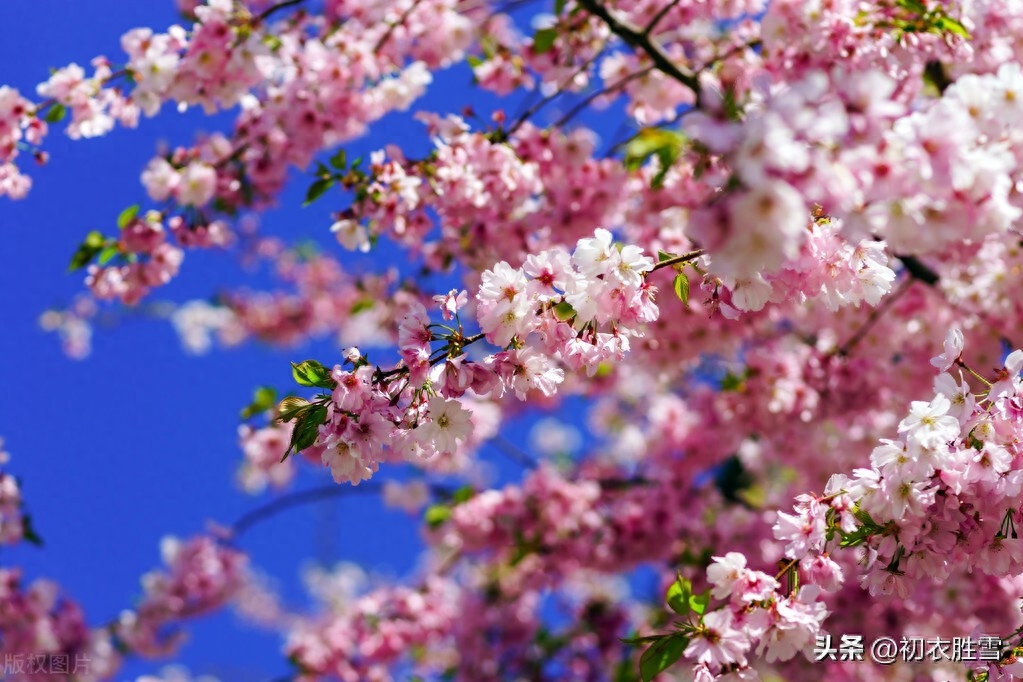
[575,0,701,103]
[230,482,381,538]
[649,249,705,272]
[374,0,427,53]
[642,0,684,36]
[255,0,306,23]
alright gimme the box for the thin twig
[649,249,705,273]
[552,65,655,130]
[836,276,913,357]
[374,0,427,53]
[642,0,684,36]
[255,0,306,23]
[575,0,701,103]
[489,435,540,469]
[231,482,381,538]
[506,38,611,135]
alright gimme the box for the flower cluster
[115,536,249,657]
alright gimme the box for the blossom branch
[643,0,685,36]
[649,249,705,272]
[575,0,701,102]
[255,0,307,23]
[374,0,428,53]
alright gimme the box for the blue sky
[0,2,562,679]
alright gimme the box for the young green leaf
[639,633,688,681]
[291,360,335,388]
[665,574,692,616]
[303,177,334,207]
[277,396,311,423]
[241,385,278,420]
[328,148,347,171]
[117,204,140,229]
[68,231,107,271]
[21,513,44,547]
[532,27,559,54]
[43,103,66,123]
[673,272,689,305]
[424,503,452,528]
[284,404,327,460]
[688,590,710,615]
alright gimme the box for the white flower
[933,372,975,424]
[419,396,473,456]
[707,552,748,600]
[725,274,773,312]
[573,228,618,278]
[717,180,806,277]
[929,328,964,372]
[897,394,960,448]
[331,219,371,252]
[989,349,1023,401]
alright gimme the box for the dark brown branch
[255,0,306,23]
[231,483,381,538]
[506,38,611,135]
[374,0,427,53]
[896,254,940,286]
[576,0,701,103]
[643,0,685,36]
[649,249,705,272]
[836,276,912,356]
[552,65,656,130]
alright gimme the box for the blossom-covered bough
[7,0,1023,679]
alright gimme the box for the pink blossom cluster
[0,569,119,682]
[237,421,296,494]
[308,228,657,485]
[0,85,44,198]
[0,443,26,545]
[284,575,460,681]
[85,212,185,306]
[115,535,249,656]
[683,553,829,681]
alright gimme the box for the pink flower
[685,609,749,668]
[930,328,964,372]
[419,396,473,456]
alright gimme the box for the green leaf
[620,634,666,646]
[277,396,311,423]
[329,149,347,171]
[285,404,327,460]
[623,128,686,187]
[688,591,710,615]
[68,231,107,271]
[451,485,475,504]
[720,371,746,392]
[291,360,335,388]
[553,300,576,321]
[241,386,278,420]
[117,204,140,229]
[657,250,674,262]
[934,15,970,38]
[303,177,334,207]
[424,503,452,528]
[21,514,43,547]
[97,246,120,266]
[672,273,689,305]
[350,298,375,315]
[43,103,66,123]
[665,574,691,616]
[532,27,559,54]
[639,633,688,682]
[467,54,484,68]
[554,0,566,13]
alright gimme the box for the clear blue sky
[0,2,579,679]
